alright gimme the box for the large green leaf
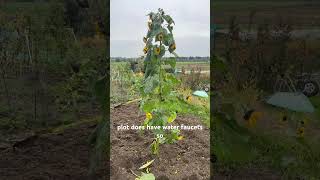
[164,57,176,69]
[144,75,159,94]
[89,75,109,175]
[141,99,158,112]
[213,112,257,162]
[212,57,228,72]
[159,45,166,58]
[94,76,108,110]
[163,14,174,25]
[163,33,174,46]
[137,173,155,180]
[166,73,180,84]
[144,55,158,78]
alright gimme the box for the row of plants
[0,2,106,131]
[216,15,320,92]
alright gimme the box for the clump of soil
[110,103,210,180]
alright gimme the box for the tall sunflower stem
[159,41,163,100]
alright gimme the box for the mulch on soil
[110,103,210,180]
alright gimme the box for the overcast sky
[110,0,210,57]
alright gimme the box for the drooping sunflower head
[143,46,149,54]
[279,112,288,125]
[186,95,192,102]
[148,21,152,30]
[243,110,254,121]
[243,110,261,128]
[143,37,147,43]
[297,127,305,137]
[169,43,176,53]
[135,72,144,77]
[251,111,262,120]
[281,115,288,122]
[157,33,164,41]
[249,112,261,127]
[300,118,308,126]
[154,47,161,55]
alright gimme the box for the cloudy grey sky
[110,0,210,57]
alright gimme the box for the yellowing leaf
[139,159,155,170]
[177,136,183,140]
[168,112,177,123]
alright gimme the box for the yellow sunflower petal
[146,112,152,120]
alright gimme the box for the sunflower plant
[139,9,184,155]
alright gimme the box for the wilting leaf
[139,159,155,170]
[163,14,174,25]
[167,112,177,123]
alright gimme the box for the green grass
[111,61,210,70]
[309,96,320,119]
[51,116,99,134]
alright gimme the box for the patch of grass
[51,116,99,134]
[215,128,320,179]
[215,87,320,179]
[309,96,320,119]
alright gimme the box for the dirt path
[110,103,210,180]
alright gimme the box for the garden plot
[110,103,210,180]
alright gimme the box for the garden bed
[110,103,210,180]
[0,120,107,179]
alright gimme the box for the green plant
[133,170,155,180]
[110,62,141,104]
[139,9,184,155]
[134,172,155,180]
[130,159,156,180]
[89,76,109,176]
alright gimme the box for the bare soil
[0,121,107,180]
[110,103,210,180]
